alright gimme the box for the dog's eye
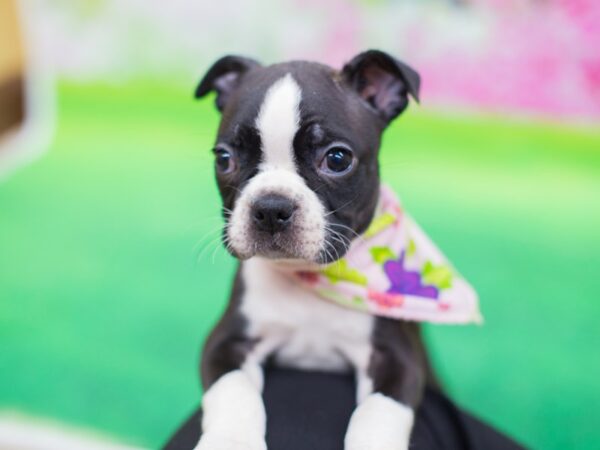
[214,148,235,174]
[320,147,354,174]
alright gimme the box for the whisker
[193,227,224,254]
[324,194,360,217]
[196,233,225,263]
[330,235,350,255]
[326,238,341,262]
[323,227,351,251]
[313,182,328,194]
[320,240,335,264]
[224,185,244,196]
[211,238,228,264]
[328,222,362,240]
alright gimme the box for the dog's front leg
[344,390,416,450]
[194,315,273,450]
[194,367,267,450]
[344,320,427,450]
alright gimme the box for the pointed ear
[341,50,420,124]
[195,55,261,112]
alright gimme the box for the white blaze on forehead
[255,73,301,171]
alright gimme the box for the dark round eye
[215,148,235,174]
[321,147,354,174]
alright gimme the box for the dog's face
[195,50,419,264]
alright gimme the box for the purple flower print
[384,252,439,300]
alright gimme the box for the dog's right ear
[341,50,420,125]
[194,55,261,112]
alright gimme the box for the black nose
[252,194,296,234]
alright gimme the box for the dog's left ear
[341,50,420,124]
[195,55,261,112]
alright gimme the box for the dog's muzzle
[226,168,326,261]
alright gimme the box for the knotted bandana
[295,185,482,324]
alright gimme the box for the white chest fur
[241,258,374,374]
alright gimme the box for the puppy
[193,50,435,450]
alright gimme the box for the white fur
[242,258,374,374]
[194,370,267,450]
[255,73,301,171]
[227,74,327,262]
[345,393,414,450]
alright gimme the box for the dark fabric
[163,368,525,450]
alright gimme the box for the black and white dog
[193,50,435,450]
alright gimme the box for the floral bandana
[295,185,482,324]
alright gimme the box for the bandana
[294,185,482,324]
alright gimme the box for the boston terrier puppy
[193,50,434,450]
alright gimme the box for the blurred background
[1,0,599,448]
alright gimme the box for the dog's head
[195,50,419,264]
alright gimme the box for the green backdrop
[1,82,599,449]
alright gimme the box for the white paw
[198,370,267,450]
[344,393,413,450]
[193,432,267,450]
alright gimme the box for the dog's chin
[252,243,300,261]
[228,239,316,263]
[224,234,350,267]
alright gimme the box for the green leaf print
[322,259,368,286]
[370,246,396,264]
[422,261,453,289]
[364,212,396,238]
